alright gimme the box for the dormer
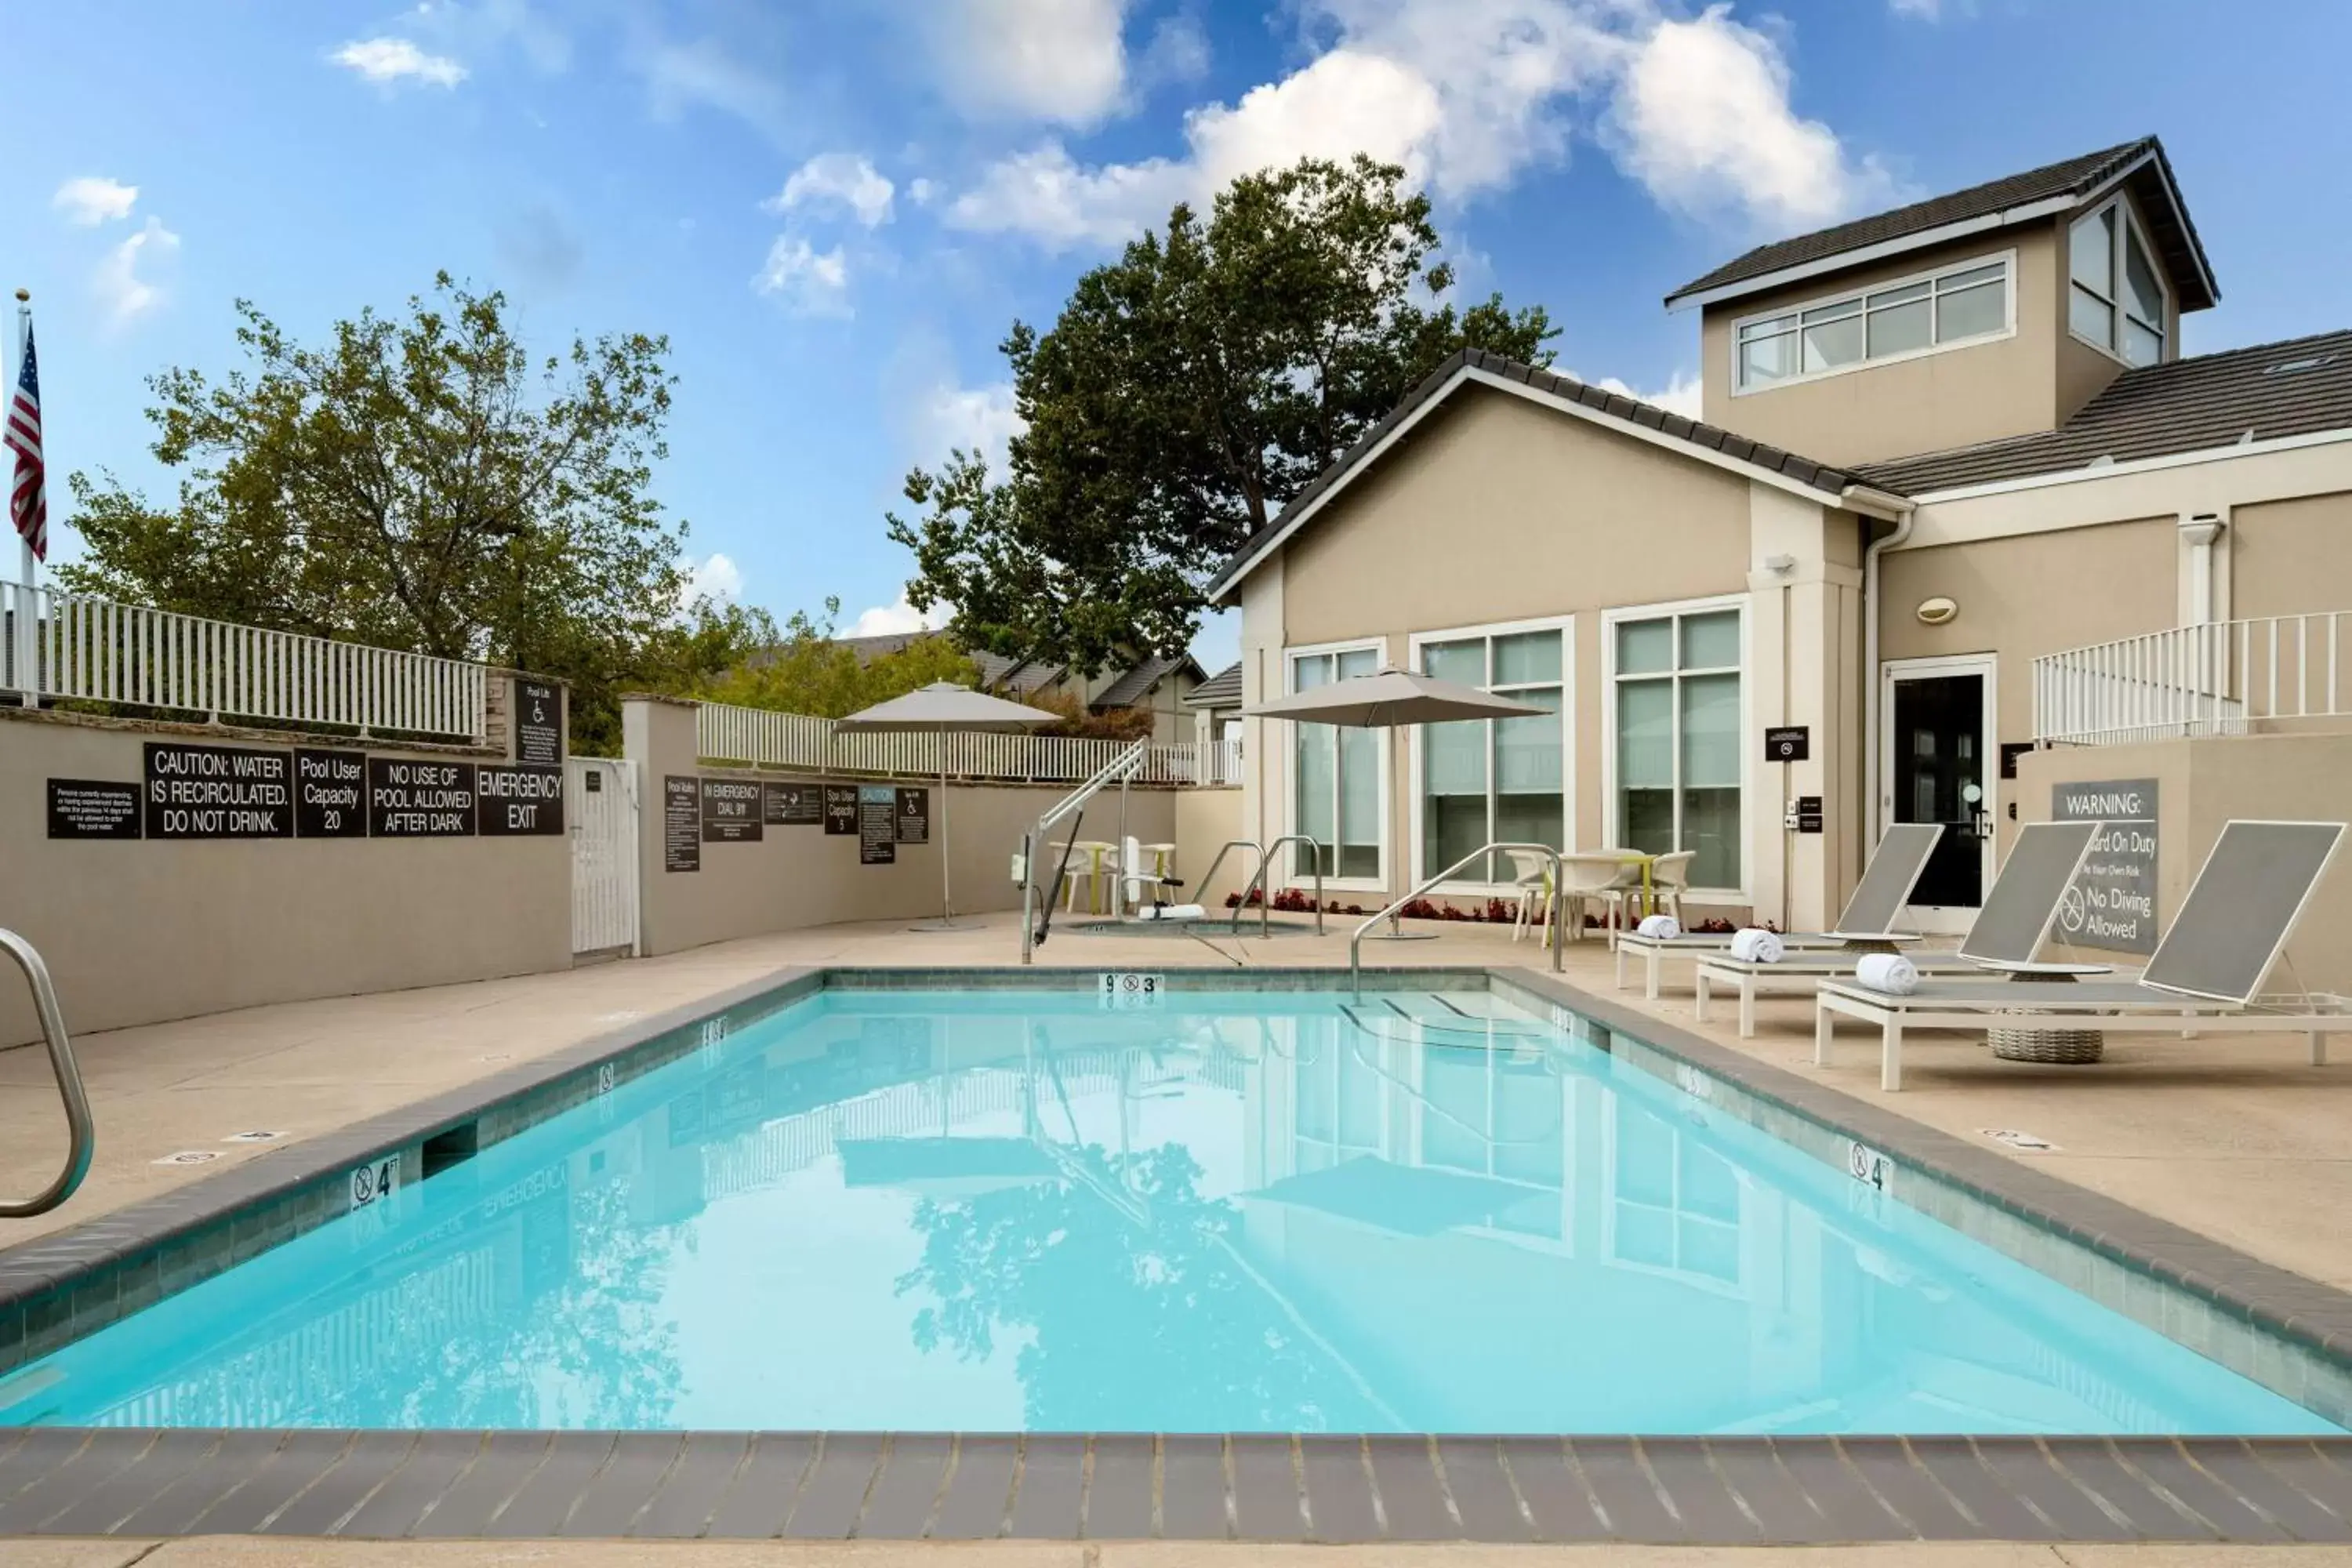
[1664,138,2220,470]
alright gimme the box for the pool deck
[5,912,2352,1559]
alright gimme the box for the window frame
[1282,636,1392,894]
[1406,614,1577,896]
[1730,249,2018,397]
[1601,593,1753,901]
[1406,1030,1573,1252]
[2067,194,2169,368]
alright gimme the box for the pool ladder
[0,928,93,1218]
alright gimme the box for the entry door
[1880,657,1995,934]
[568,757,640,957]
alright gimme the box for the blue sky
[5,0,2350,675]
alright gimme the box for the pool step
[1341,993,1552,1041]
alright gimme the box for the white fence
[2035,612,2350,745]
[2,579,488,744]
[695,699,1243,786]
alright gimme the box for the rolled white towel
[1855,953,1920,995]
[1137,903,1205,922]
[1636,913,1681,940]
[1730,927,1784,964]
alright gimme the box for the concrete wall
[1174,786,1250,909]
[0,710,571,1046]
[625,698,1176,958]
[2018,731,2352,988]
[2229,490,2352,621]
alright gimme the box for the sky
[5,0,2351,677]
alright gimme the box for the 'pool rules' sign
[2053,777,2159,954]
[663,775,700,873]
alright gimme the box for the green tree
[697,595,982,722]
[889,154,1557,674]
[58,273,768,754]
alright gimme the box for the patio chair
[1614,822,1946,999]
[1814,819,2352,1091]
[1503,848,1553,944]
[1555,853,1632,945]
[1693,820,2105,1037]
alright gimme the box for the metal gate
[568,757,639,957]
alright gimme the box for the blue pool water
[2,986,2336,1435]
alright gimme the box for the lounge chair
[1693,820,2105,1037]
[1814,819,2352,1091]
[1613,822,1946,998]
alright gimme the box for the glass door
[1881,657,1995,932]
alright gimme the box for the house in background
[1205,136,2352,980]
[837,633,1207,745]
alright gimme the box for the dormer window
[2070,197,2167,366]
[1733,252,2013,394]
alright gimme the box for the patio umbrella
[835,681,1056,931]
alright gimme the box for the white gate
[568,757,639,957]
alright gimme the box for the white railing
[2034,612,2350,745]
[2,579,489,743]
[695,699,1240,785]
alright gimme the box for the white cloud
[848,593,945,637]
[94,216,180,327]
[917,379,1025,472]
[1587,369,1703,419]
[1888,0,1941,15]
[906,177,938,207]
[949,0,1893,249]
[752,236,851,315]
[927,0,1134,127]
[642,36,787,134]
[769,153,895,228]
[53,176,138,226]
[683,552,743,605]
[331,36,469,88]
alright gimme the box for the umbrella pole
[939,746,952,924]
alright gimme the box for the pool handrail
[1351,843,1566,992]
[1020,740,1152,962]
[1189,839,1266,935]
[0,927,94,1218]
[1232,835,1326,937]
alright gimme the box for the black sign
[765,782,822,826]
[368,758,477,837]
[47,779,141,840]
[514,678,563,767]
[293,748,368,838]
[144,742,294,840]
[477,765,565,836]
[2000,741,2035,781]
[895,786,930,844]
[701,778,764,843]
[584,768,603,793]
[822,785,858,836]
[1764,725,1810,764]
[663,775,700,873]
[858,784,897,865]
[2053,777,2159,954]
[1795,793,1824,834]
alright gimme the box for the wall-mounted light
[1916,597,1958,626]
[1762,553,1797,575]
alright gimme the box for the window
[1736,253,2013,392]
[1417,625,1566,884]
[1294,1017,1382,1174]
[1420,1041,1564,1238]
[1612,605,1741,889]
[1610,1100,1742,1286]
[1290,645,1381,880]
[2070,198,2166,366]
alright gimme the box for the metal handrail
[1020,741,1152,964]
[0,928,94,1218]
[1189,840,1265,935]
[1351,842,1565,992]
[1232,835,1326,936]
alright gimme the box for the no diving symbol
[2058,884,2088,936]
[1123,975,1141,993]
[352,1165,376,1203]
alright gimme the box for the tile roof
[1853,329,2352,495]
[1188,661,1243,708]
[1205,348,1862,600]
[1091,653,1205,710]
[1665,136,2217,314]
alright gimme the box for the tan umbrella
[836,682,1056,930]
[1242,666,1547,725]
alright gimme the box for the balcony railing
[2034,612,2350,746]
[695,699,1243,786]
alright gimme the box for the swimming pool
[1,982,2338,1436]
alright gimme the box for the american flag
[5,318,44,562]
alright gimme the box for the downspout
[1848,486,1916,849]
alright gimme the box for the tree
[60,274,769,754]
[697,596,982,721]
[889,154,1557,674]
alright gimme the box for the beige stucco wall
[2229,490,2352,621]
[1173,786,1250,909]
[0,713,571,1046]
[1700,226,2068,468]
[626,699,1176,957]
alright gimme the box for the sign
[895,786,931,844]
[823,785,859,836]
[584,769,603,793]
[347,1153,400,1212]
[514,678,563,767]
[765,782,822,826]
[294,748,368,838]
[662,775,701,873]
[368,758,477,837]
[1795,793,1824,834]
[701,778,764,843]
[2000,742,2035,781]
[477,765,565,836]
[1764,725,1810,763]
[1098,972,1165,1009]
[47,779,141,840]
[144,742,294,840]
[2052,777,2158,954]
[858,784,897,865]
[1845,1140,1893,1193]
